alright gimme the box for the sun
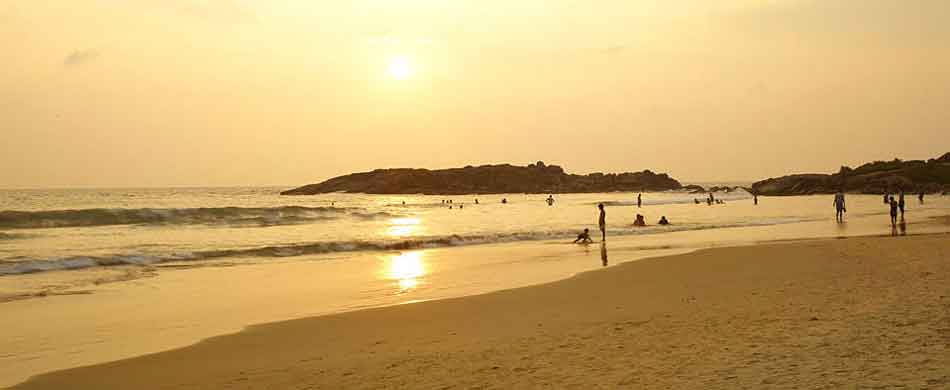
[387,55,413,80]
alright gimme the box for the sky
[2,0,949,188]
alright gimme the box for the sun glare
[387,251,427,292]
[387,55,412,80]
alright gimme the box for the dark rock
[282,162,682,195]
[751,153,950,196]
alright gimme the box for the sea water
[1,187,946,279]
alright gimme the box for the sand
[11,233,950,389]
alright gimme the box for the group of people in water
[694,192,731,205]
[572,196,673,244]
[834,188,926,228]
[429,187,930,244]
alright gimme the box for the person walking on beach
[834,191,846,223]
[754,194,758,205]
[546,195,555,206]
[918,191,925,204]
[889,196,899,227]
[598,203,606,241]
[637,193,642,208]
[898,190,906,220]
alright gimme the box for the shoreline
[10,231,950,389]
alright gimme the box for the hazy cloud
[604,44,627,54]
[0,3,17,21]
[172,0,256,23]
[63,49,99,66]
[730,0,950,43]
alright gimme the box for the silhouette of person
[918,192,924,204]
[898,190,905,220]
[889,196,899,227]
[633,214,646,227]
[501,198,508,204]
[637,193,642,208]
[754,194,758,205]
[834,191,846,223]
[658,216,670,225]
[600,242,608,267]
[546,195,555,206]
[475,198,479,205]
[598,204,606,241]
[573,228,593,244]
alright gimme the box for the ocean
[1,187,946,279]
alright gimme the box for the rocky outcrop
[751,154,950,196]
[282,161,682,195]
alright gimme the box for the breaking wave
[0,206,399,229]
[0,217,817,276]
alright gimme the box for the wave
[0,232,29,240]
[0,217,818,276]
[0,206,400,229]
[597,193,753,207]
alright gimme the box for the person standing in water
[889,196,899,227]
[546,195,555,206]
[637,193,642,208]
[898,190,906,220]
[598,203,606,241]
[834,191,846,223]
[918,191,925,204]
[754,194,758,205]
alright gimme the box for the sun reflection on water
[386,217,421,237]
[387,251,427,292]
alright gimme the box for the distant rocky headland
[751,153,950,196]
[281,161,682,195]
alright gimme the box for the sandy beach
[11,232,949,389]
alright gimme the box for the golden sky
[2,0,949,187]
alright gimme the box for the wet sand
[12,232,950,389]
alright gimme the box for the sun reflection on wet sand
[387,251,427,292]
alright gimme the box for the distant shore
[13,232,950,389]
